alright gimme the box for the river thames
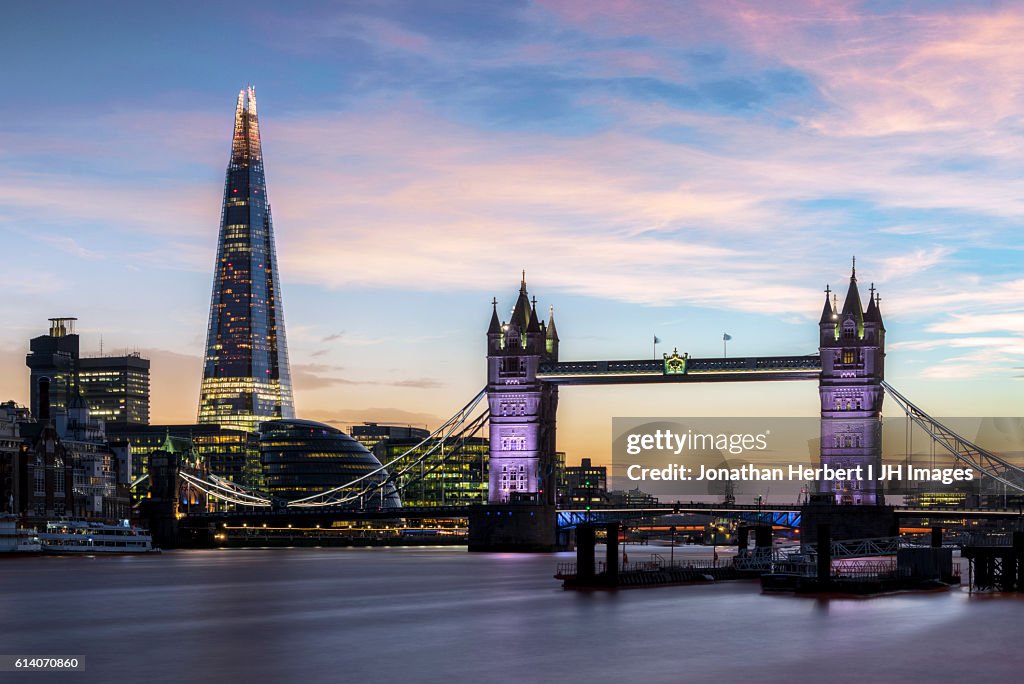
[1,546,1021,683]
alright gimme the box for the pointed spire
[488,297,501,334]
[527,297,541,333]
[841,262,863,316]
[547,305,559,342]
[864,285,883,325]
[840,259,865,336]
[819,284,835,324]
[510,273,531,329]
[230,85,263,165]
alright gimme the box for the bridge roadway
[536,355,822,385]
[177,502,1024,529]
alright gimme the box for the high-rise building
[198,86,294,433]
[79,353,150,426]
[26,318,80,420]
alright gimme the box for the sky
[1,0,1023,470]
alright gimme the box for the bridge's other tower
[486,274,559,504]
[818,260,885,504]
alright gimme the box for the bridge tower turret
[486,273,559,504]
[818,259,886,504]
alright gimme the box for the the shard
[197,86,294,432]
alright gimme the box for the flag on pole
[653,335,661,344]
[722,333,732,341]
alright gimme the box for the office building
[197,86,294,432]
[260,419,400,507]
[79,353,151,426]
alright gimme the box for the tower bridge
[484,263,885,509]
[165,262,1024,551]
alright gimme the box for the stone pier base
[799,503,898,541]
[468,503,557,552]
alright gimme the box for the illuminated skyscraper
[198,87,294,432]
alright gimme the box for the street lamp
[669,525,677,566]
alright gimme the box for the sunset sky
[2,1,1023,469]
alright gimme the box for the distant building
[560,458,608,506]
[350,423,488,506]
[16,381,129,523]
[26,318,80,421]
[0,402,29,514]
[371,435,488,507]
[79,353,150,426]
[608,487,659,507]
[106,423,260,490]
[260,419,400,508]
[26,318,151,430]
[350,423,429,453]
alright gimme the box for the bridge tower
[818,259,886,504]
[486,273,559,504]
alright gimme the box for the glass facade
[260,419,401,508]
[106,423,259,491]
[79,354,150,425]
[198,87,294,433]
[370,436,489,507]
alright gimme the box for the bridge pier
[800,501,897,542]
[467,503,557,552]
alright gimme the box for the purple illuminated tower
[818,259,886,504]
[486,274,559,504]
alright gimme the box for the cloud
[34,234,104,260]
[4,0,1024,432]
[301,407,442,431]
[290,362,444,392]
[927,313,1024,336]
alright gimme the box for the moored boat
[0,515,42,555]
[38,520,158,554]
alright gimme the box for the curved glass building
[259,419,401,508]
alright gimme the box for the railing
[800,536,901,559]
[959,532,1015,547]
[555,557,725,578]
